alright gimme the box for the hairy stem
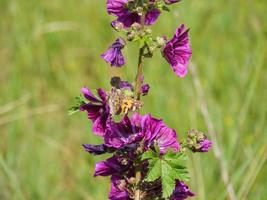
[134,12,146,200]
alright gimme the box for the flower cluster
[102,0,192,78]
[70,0,212,199]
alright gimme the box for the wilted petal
[83,144,114,155]
[101,38,126,67]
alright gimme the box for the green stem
[134,12,146,200]
[134,47,145,100]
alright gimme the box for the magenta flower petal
[170,181,195,200]
[145,9,161,25]
[101,38,126,67]
[81,87,101,103]
[105,116,144,149]
[197,139,212,152]
[94,156,128,177]
[80,87,110,136]
[107,0,160,28]
[142,114,180,154]
[162,24,192,77]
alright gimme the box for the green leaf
[141,149,158,161]
[162,161,176,198]
[146,159,161,182]
[68,95,87,116]
[144,150,190,199]
[68,106,80,115]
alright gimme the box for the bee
[107,87,143,116]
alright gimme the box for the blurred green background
[0,0,266,199]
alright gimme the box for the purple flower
[80,87,110,135]
[107,0,160,28]
[109,176,131,200]
[94,156,130,177]
[142,180,194,199]
[104,113,180,154]
[101,37,126,67]
[197,139,212,152]
[164,0,181,4]
[140,76,150,96]
[170,181,195,200]
[141,114,180,154]
[141,84,150,96]
[162,24,192,77]
[104,116,144,149]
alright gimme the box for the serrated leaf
[165,151,188,166]
[144,150,190,199]
[146,159,161,182]
[162,161,176,198]
[141,150,157,161]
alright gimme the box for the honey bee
[107,87,143,116]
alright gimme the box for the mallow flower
[80,87,110,135]
[170,181,195,200]
[104,115,144,149]
[107,0,161,28]
[141,114,180,154]
[101,37,126,67]
[162,24,192,78]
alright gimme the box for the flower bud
[187,129,212,153]
[136,7,143,15]
[131,22,141,31]
[145,28,152,35]
[156,36,165,47]
[127,31,136,41]
[111,21,124,31]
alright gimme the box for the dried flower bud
[127,31,136,41]
[156,36,165,47]
[145,28,152,35]
[131,22,141,31]
[136,7,143,15]
[111,21,124,31]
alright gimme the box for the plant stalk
[134,12,146,200]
